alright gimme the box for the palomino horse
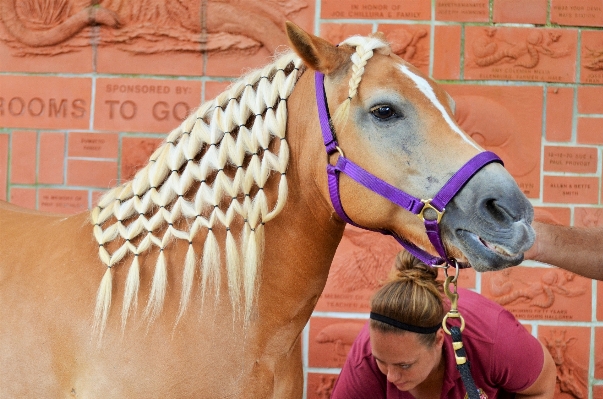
[0,23,534,398]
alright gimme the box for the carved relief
[575,207,603,228]
[584,43,603,71]
[488,269,586,308]
[383,27,428,67]
[315,375,336,399]
[470,28,571,69]
[315,321,366,357]
[543,330,587,399]
[0,0,307,56]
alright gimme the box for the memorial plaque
[544,146,598,173]
[546,87,574,142]
[94,78,201,133]
[493,0,547,24]
[596,328,603,379]
[67,159,118,189]
[482,267,591,321]
[39,132,66,185]
[464,26,577,83]
[320,23,373,46]
[377,24,430,74]
[10,131,36,185]
[533,206,571,226]
[68,132,118,159]
[575,207,603,228]
[0,76,91,130]
[0,134,7,200]
[121,137,164,181]
[9,188,36,210]
[308,317,366,368]
[38,188,88,214]
[543,176,599,204]
[316,226,399,313]
[539,326,590,399]
[435,0,489,22]
[306,372,339,399]
[551,0,603,27]
[577,117,603,144]
[321,0,430,20]
[578,86,603,114]
[581,30,603,84]
[445,84,542,198]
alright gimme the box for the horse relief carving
[470,28,571,69]
[584,43,603,71]
[315,321,366,358]
[0,0,307,56]
[543,330,587,399]
[575,208,603,227]
[315,375,336,399]
[489,269,586,308]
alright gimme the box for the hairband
[370,312,441,334]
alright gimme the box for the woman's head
[369,251,446,391]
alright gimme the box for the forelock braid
[332,35,391,128]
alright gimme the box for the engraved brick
[121,136,164,181]
[435,0,489,22]
[67,159,117,189]
[0,76,90,130]
[308,317,366,368]
[533,206,571,226]
[306,373,339,399]
[539,326,590,399]
[38,188,88,214]
[320,23,372,46]
[321,0,430,20]
[577,117,603,144]
[543,146,598,173]
[546,87,574,142]
[551,0,603,27]
[482,267,592,321]
[68,132,118,159]
[204,81,232,103]
[378,24,429,75]
[445,84,543,198]
[94,78,201,133]
[543,176,599,204]
[581,30,603,84]
[316,226,397,313]
[10,131,36,184]
[578,86,603,114]
[464,27,577,83]
[433,25,461,80]
[97,48,203,77]
[0,134,7,200]
[575,207,603,227]
[9,187,36,210]
[39,132,65,185]
[493,0,547,24]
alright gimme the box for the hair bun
[393,250,438,281]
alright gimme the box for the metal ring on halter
[327,146,345,165]
[444,258,460,283]
[417,199,444,223]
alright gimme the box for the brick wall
[0,1,602,398]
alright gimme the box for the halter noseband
[315,71,503,267]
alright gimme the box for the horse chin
[450,228,531,272]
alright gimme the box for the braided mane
[90,35,391,336]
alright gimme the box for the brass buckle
[417,199,444,223]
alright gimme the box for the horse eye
[370,105,397,120]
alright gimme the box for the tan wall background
[1,0,602,398]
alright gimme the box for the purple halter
[315,71,503,267]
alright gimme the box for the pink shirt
[331,289,544,399]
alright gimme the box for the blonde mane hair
[90,35,391,336]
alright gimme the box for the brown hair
[369,251,444,346]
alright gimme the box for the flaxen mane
[90,35,391,335]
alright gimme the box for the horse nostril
[484,198,512,223]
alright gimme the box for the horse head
[286,22,534,272]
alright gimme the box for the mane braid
[91,51,303,335]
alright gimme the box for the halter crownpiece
[315,70,503,267]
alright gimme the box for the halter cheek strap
[315,71,503,267]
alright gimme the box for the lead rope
[442,263,481,399]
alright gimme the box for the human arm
[525,221,603,280]
[514,341,556,398]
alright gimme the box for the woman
[330,252,556,399]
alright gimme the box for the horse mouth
[455,229,525,270]
[477,235,516,257]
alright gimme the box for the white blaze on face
[397,64,479,150]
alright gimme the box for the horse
[0,22,534,398]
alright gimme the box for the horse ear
[285,21,350,75]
